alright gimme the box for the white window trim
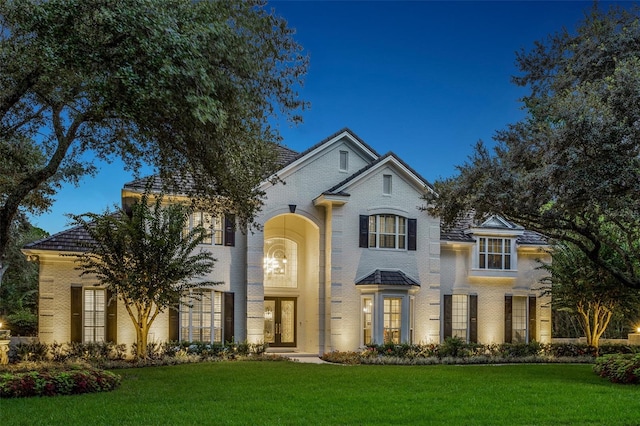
[471,236,518,275]
[180,289,223,343]
[185,212,224,246]
[339,150,349,172]
[383,174,392,195]
[359,292,414,345]
[368,214,407,250]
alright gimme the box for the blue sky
[29,0,627,235]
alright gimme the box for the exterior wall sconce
[289,204,297,214]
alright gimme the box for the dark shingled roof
[440,213,547,246]
[355,269,420,286]
[23,224,93,252]
[123,144,300,194]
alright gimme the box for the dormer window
[478,237,512,270]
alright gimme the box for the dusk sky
[29,0,630,235]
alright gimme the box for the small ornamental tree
[70,192,217,359]
[539,243,640,350]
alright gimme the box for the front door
[264,297,296,347]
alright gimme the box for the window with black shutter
[70,286,82,343]
[443,294,452,339]
[504,295,512,343]
[469,294,478,343]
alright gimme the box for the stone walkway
[271,352,328,364]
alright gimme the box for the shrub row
[321,338,639,365]
[593,354,640,384]
[9,340,269,367]
[0,363,121,398]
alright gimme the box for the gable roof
[281,127,380,168]
[355,269,420,286]
[323,151,435,196]
[441,212,547,246]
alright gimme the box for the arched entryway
[263,213,320,353]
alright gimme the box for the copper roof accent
[355,269,420,286]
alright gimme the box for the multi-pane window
[368,215,406,249]
[383,297,402,344]
[185,212,223,245]
[452,295,468,340]
[478,237,512,269]
[362,297,373,345]
[181,290,223,343]
[84,289,105,343]
[383,174,392,195]
[339,150,349,171]
[512,296,527,343]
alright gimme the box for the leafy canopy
[428,5,640,288]
[0,0,307,278]
[70,192,217,358]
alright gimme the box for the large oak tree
[428,5,640,288]
[0,0,307,281]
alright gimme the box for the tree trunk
[577,301,613,355]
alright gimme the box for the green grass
[1,362,638,425]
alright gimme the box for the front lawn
[1,362,638,425]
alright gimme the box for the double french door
[264,297,296,347]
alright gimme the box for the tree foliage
[0,215,46,335]
[427,5,640,288]
[70,193,217,359]
[0,0,308,281]
[539,243,640,349]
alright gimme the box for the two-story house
[22,128,551,353]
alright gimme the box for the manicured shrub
[14,341,49,362]
[321,341,636,365]
[0,364,121,398]
[593,354,640,384]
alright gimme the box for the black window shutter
[528,296,537,343]
[443,294,452,340]
[407,218,417,251]
[224,292,235,343]
[359,215,369,248]
[106,289,118,343]
[224,214,236,247]
[504,295,512,343]
[469,294,478,343]
[168,307,180,341]
[70,286,82,343]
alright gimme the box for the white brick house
[23,129,551,353]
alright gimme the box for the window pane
[363,297,373,345]
[340,151,348,171]
[478,238,512,270]
[383,297,402,344]
[452,295,468,340]
[383,174,392,194]
[213,215,223,245]
[84,289,105,343]
[512,296,527,343]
